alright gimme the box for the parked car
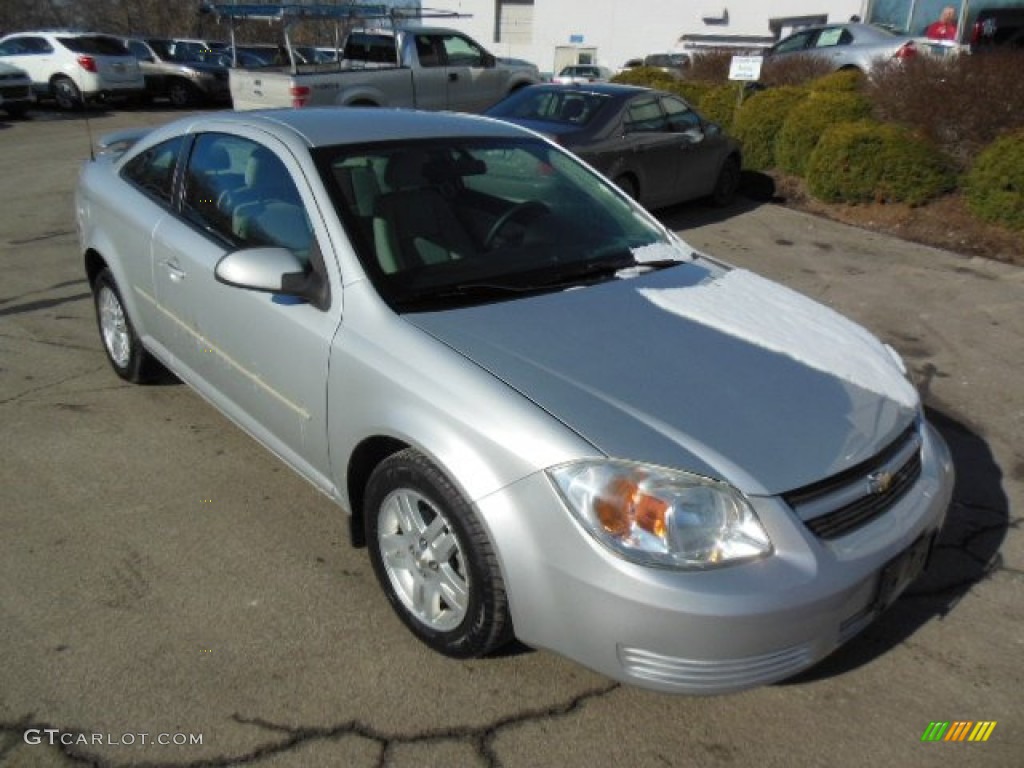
[552,64,613,84]
[168,38,227,61]
[122,37,230,107]
[0,60,34,117]
[77,107,953,693]
[0,31,144,110]
[970,7,1024,51]
[765,22,918,73]
[485,83,742,209]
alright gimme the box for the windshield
[314,137,683,312]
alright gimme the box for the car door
[435,32,503,112]
[619,95,684,207]
[768,28,818,63]
[660,95,723,202]
[809,26,855,68]
[111,135,188,349]
[153,130,341,490]
[407,33,449,111]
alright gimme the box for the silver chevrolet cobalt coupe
[77,108,953,694]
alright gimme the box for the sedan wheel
[167,80,197,108]
[365,449,513,657]
[711,156,741,207]
[53,77,82,111]
[92,269,162,383]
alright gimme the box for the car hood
[405,261,919,496]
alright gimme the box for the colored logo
[921,721,997,742]
[867,470,894,495]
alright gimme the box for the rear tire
[52,76,82,111]
[92,269,162,383]
[167,79,198,108]
[365,449,513,658]
[614,174,638,201]
[710,156,741,207]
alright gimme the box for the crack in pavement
[6,229,77,246]
[0,291,92,318]
[0,364,108,406]
[0,331,97,353]
[0,682,620,767]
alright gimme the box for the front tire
[365,449,513,658]
[92,269,161,383]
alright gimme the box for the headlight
[548,460,772,569]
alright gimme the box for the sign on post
[728,55,763,81]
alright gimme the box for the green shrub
[667,80,712,107]
[965,130,1024,230]
[810,69,866,93]
[776,91,872,176]
[611,67,677,89]
[806,121,957,205]
[731,86,809,171]
[697,83,742,129]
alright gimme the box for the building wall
[440,1,867,74]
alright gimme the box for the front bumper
[476,421,954,694]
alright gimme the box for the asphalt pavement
[0,107,1021,767]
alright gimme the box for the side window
[815,28,847,48]
[415,35,441,67]
[661,96,701,131]
[440,34,484,67]
[624,98,668,134]
[127,41,152,61]
[773,30,815,54]
[121,137,185,206]
[183,134,313,261]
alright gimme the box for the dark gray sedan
[485,83,741,209]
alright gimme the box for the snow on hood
[407,262,920,495]
[638,268,918,410]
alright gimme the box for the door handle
[448,72,459,82]
[162,259,186,282]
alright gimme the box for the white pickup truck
[230,26,540,111]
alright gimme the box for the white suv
[0,31,144,110]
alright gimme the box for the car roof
[525,82,653,97]
[162,107,532,149]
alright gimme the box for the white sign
[729,55,763,81]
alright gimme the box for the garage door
[498,0,534,45]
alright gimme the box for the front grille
[784,423,922,540]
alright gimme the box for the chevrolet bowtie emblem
[867,471,895,495]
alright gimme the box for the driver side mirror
[215,246,328,310]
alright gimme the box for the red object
[894,42,918,59]
[289,85,310,108]
[925,21,958,41]
[77,55,97,73]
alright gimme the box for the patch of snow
[637,269,919,408]
[631,241,691,264]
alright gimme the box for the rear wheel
[710,156,741,207]
[52,76,82,111]
[92,269,162,383]
[614,174,638,201]
[167,79,198,108]
[365,449,513,658]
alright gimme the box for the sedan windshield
[314,137,682,311]
[486,89,610,126]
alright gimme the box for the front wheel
[365,449,513,658]
[92,269,162,383]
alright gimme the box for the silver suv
[123,37,230,108]
[0,30,144,110]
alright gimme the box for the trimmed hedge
[809,69,866,93]
[776,91,872,176]
[697,83,742,129]
[731,85,808,171]
[965,130,1024,230]
[806,121,957,205]
[611,67,677,89]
